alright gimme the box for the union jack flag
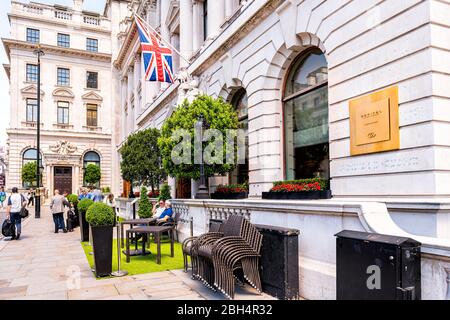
[135,15,174,84]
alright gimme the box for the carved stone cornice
[2,38,111,62]
[190,0,284,76]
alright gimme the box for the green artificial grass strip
[81,238,186,279]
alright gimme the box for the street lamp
[33,45,44,219]
[195,114,210,199]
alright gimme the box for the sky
[0,0,106,145]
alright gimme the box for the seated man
[157,200,174,224]
[152,199,165,219]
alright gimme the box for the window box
[262,178,332,200]
[211,184,249,200]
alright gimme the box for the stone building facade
[112,0,450,204]
[3,0,117,194]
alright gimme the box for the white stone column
[120,76,127,141]
[160,0,171,91]
[168,176,176,199]
[127,66,134,133]
[180,0,193,67]
[225,0,239,20]
[74,165,80,193]
[171,34,180,76]
[207,0,225,39]
[134,54,141,112]
[192,1,202,52]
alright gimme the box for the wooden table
[120,218,156,250]
[125,226,174,265]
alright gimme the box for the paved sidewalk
[0,206,275,300]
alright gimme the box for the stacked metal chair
[188,215,263,299]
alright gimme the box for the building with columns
[2,0,119,194]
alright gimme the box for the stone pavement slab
[0,206,276,300]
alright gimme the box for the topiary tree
[138,186,152,218]
[67,194,79,209]
[158,95,239,181]
[84,164,101,187]
[22,161,41,187]
[159,183,171,201]
[86,202,115,227]
[78,198,94,214]
[120,128,166,193]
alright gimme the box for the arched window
[83,151,100,168]
[22,148,42,188]
[284,49,329,181]
[22,148,42,166]
[230,89,249,185]
[83,151,100,187]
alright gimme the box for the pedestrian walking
[92,187,104,203]
[28,188,35,207]
[0,187,6,208]
[50,189,69,234]
[5,187,27,240]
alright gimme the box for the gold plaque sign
[350,86,399,156]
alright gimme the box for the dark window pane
[26,64,38,83]
[26,28,40,43]
[86,104,98,127]
[57,101,69,124]
[57,33,70,48]
[86,72,98,89]
[57,68,70,86]
[26,99,38,122]
[86,38,98,52]
[285,51,328,97]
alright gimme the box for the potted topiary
[262,178,332,200]
[86,202,116,277]
[211,183,249,200]
[78,198,94,242]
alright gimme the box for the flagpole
[134,13,191,66]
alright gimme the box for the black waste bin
[256,224,300,300]
[335,230,421,300]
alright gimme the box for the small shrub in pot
[86,203,115,277]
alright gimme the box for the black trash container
[335,230,421,300]
[256,224,300,300]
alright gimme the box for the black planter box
[91,225,113,277]
[211,192,248,200]
[79,211,90,242]
[262,190,332,200]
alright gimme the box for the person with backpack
[6,187,27,240]
[0,187,6,208]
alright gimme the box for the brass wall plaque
[350,86,399,156]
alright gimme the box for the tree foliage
[159,183,171,201]
[158,95,239,180]
[84,164,101,186]
[22,161,41,187]
[138,186,152,219]
[120,128,166,192]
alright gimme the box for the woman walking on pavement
[50,189,69,233]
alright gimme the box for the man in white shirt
[6,187,27,240]
[152,199,165,218]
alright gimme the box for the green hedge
[273,178,329,190]
[78,198,94,214]
[86,202,115,227]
